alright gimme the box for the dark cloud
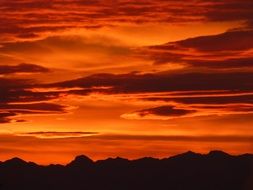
[49,71,253,119]
[186,57,253,69]
[131,106,195,118]
[204,0,253,24]
[0,112,16,123]
[0,78,67,124]
[176,29,253,52]
[0,78,58,104]
[122,102,253,120]
[144,94,253,105]
[1,68,253,123]
[149,29,253,53]
[146,29,253,70]
[52,72,253,93]
[0,63,49,74]
[0,103,67,124]
[1,0,253,42]
[0,103,67,113]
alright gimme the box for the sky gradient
[0,0,253,164]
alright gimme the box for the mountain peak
[184,151,199,156]
[170,151,201,160]
[5,157,27,164]
[208,150,231,157]
[67,155,93,167]
[3,157,29,167]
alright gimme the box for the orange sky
[0,0,253,164]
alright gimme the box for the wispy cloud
[0,63,49,74]
[145,29,253,70]
[17,131,99,139]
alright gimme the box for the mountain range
[0,151,252,190]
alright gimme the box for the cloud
[186,57,253,69]
[1,69,253,123]
[121,103,253,120]
[144,93,253,105]
[0,35,134,71]
[0,63,49,74]
[0,0,253,42]
[0,103,68,124]
[122,106,196,120]
[52,72,253,93]
[45,71,253,119]
[0,102,67,113]
[0,78,58,104]
[0,112,16,123]
[0,77,69,124]
[175,29,253,52]
[18,131,99,139]
[204,0,253,24]
[1,35,129,54]
[7,132,253,143]
[145,29,253,70]
[1,31,253,122]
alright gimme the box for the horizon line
[1,150,252,166]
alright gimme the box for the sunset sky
[0,0,253,164]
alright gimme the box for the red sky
[0,0,253,164]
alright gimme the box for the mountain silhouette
[4,157,28,166]
[0,151,252,190]
[66,155,93,168]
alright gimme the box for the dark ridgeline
[0,151,252,190]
